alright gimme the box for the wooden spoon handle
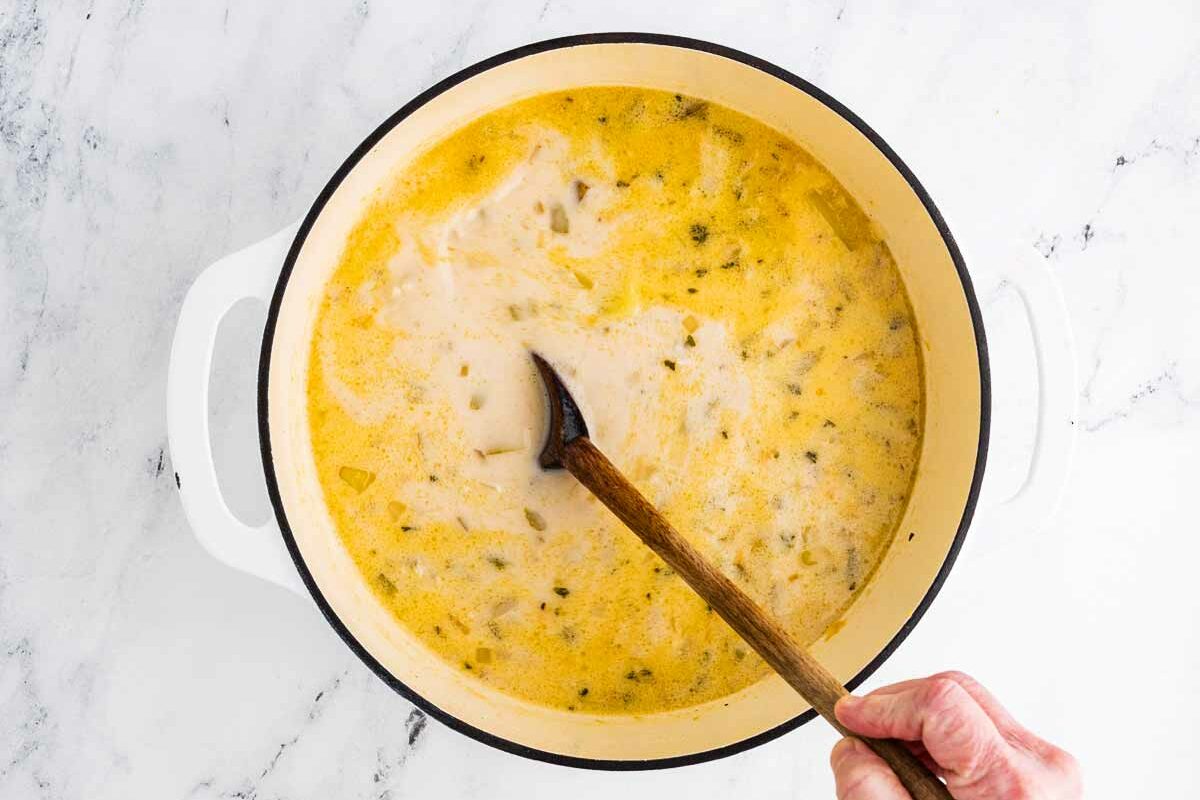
[564,437,951,800]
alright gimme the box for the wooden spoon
[532,353,950,800]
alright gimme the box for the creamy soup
[308,88,922,714]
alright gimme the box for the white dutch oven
[167,34,1077,768]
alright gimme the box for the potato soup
[307,88,922,714]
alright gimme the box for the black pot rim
[257,31,991,772]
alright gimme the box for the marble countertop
[3,1,1198,796]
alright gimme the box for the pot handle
[979,248,1079,535]
[167,222,309,599]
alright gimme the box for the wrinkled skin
[829,672,1082,800]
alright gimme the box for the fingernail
[835,695,864,721]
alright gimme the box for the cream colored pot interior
[266,41,982,763]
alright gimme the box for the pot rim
[257,31,991,771]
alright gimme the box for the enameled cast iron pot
[168,33,1077,769]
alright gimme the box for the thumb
[830,737,912,800]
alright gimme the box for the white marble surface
[2,0,1198,796]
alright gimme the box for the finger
[858,678,928,697]
[836,676,1007,780]
[927,672,1026,737]
[854,672,1027,741]
[829,722,944,780]
[830,738,911,800]
[903,739,944,777]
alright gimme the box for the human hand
[829,672,1081,799]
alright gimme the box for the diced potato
[549,203,569,234]
[491,597,518,618]
[339,466,376,493]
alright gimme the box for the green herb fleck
[713,126,745,144]
[685,335,696,348]
[689,223,709,244]
[663,359,677,371]
[672,96,708,120]
[805,451,818,463]
[524,507,547,532]
[553,586,570,597]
